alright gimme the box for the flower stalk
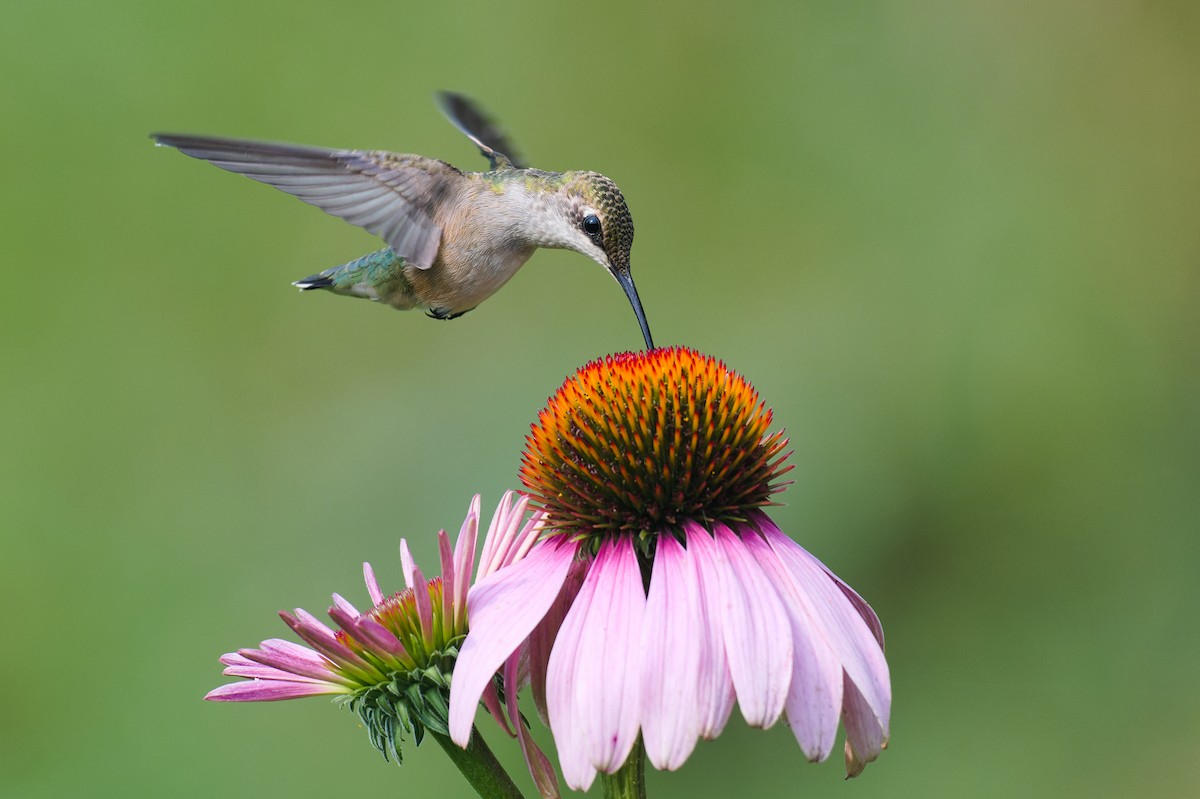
[431,728,527,799]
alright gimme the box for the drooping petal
[742,529,843,761]
[547,538,645,790]
[506,650,561,799]
[640,534,703,770]
[758,519,891,738]
[448,538,578,746]
[708,523,793,728]
[819,562,885,649]
[528,556,588,724]
[683,523,736,738]
[842,675,887,777]
[481,683,514,736]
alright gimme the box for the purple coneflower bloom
[207,493,560,797]
[449,347,891,790]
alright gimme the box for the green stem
[431,728,527,799]
[600,739,647,799]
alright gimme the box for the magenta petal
[282,610,378,680]
[708,523,793,728]
[742,531,842,761]
[640,534,703,770]
[239,644,350,685]
[506,650,562,799]
[448,538,578,746]
[409,562,435,646]
[759,521,891,737]
[221,661,329,683]
[205,680,346,701]
[683,524,736,737]
[547,538,645,789]
[842,675,887,777]
[330,592,359,617]
[438,528,457,632]
[482,683,515,736]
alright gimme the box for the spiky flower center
[333,577,463,761]
[520,346,791,538]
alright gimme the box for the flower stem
[431,728,527,799]
[601,739,647,799]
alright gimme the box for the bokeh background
[3,1,1197,796]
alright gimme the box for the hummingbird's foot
[426,306,475,320]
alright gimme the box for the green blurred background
[3,1,1197,796]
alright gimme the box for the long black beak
[614,268,655,350]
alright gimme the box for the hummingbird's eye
[582,214,602,239]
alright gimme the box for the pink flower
[207,493,560,797]
[449,348,891,790]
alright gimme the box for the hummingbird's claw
[426,306,474,320]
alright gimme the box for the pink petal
[399,539,417,589]
[448,538,578,746]
[547,538,645,790]
[842,675,887,777]
[758,520,891,737]
[529,556,588,724]
[479,494,542,580]
[506,650,562,799]
[683,524,735,738]
[820,563,885,649]
[452,496,481,628]
[205,679,347,701]
[478,491,515,579]
[742,530,843,761]
[639,534,703,770]
[708,523,793,728]
[363,562,384,607]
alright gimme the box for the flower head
[208,493,560,796]
[450,347,892,789]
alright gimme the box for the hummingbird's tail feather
[292,248,412,306]
[293,274,334,291]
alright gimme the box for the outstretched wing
[435,91,526,170]
[152,134,464,270]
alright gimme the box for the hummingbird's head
[559,172,654,350]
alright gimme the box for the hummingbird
[152,92,654,349]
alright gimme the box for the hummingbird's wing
[435,92,526,170]
[152,134,464,270]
